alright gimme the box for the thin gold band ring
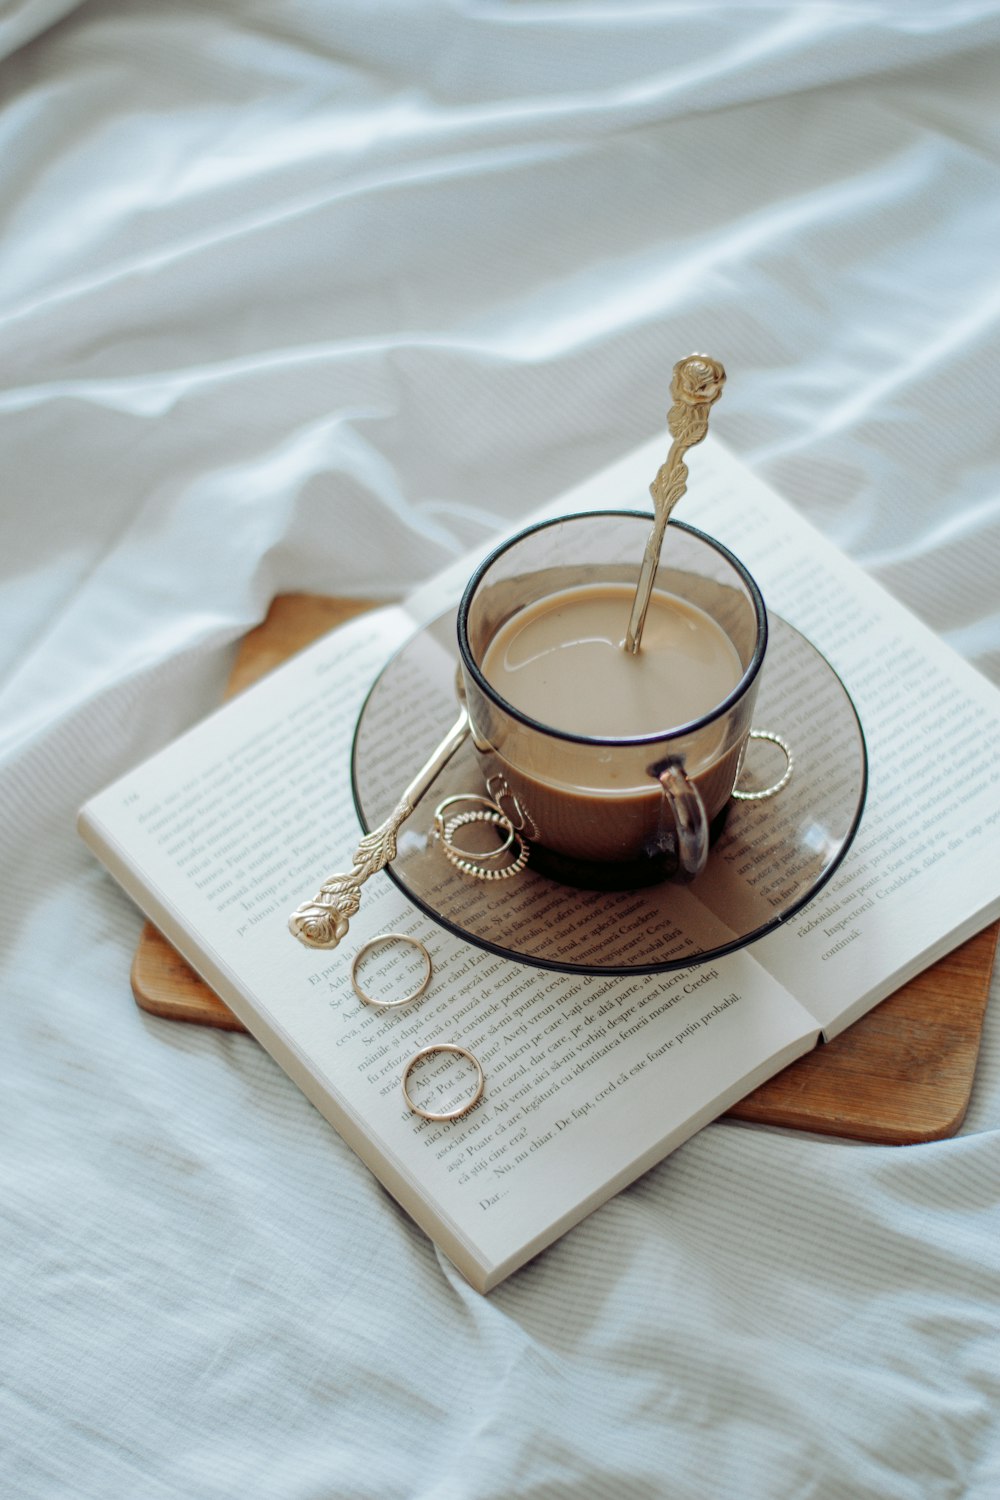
[350,932,432,1009]
[401,1044,485,1122]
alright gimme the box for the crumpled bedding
[2,4,999,1497]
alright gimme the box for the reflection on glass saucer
[352,610,867,975]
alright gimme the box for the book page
[79,593,819,1290]
[686,443,1000,1037]
[514,435,1000,1038]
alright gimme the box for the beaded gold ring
[434,797,515,861]
[432,794,510,851]
[441,809,529,881]
[732,729,794,802]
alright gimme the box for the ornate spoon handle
[624,354,726,655]
[288,708,470,949]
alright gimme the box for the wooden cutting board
[131,594,998,1146]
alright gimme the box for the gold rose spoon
[288,673,471,950]
[623,354,726,654]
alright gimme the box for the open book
[78,437,1000,1292]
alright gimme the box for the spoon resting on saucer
[288,687,470,950]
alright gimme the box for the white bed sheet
[2,3,999,1496]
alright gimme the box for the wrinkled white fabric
[2,4,999,1497]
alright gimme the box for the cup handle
[653,758,709,881]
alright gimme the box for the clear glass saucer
[352,610,867,975]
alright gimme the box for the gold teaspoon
[623,354,726,654]
[288,679,470,950]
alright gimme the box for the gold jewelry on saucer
[402,1044,485,1122]
[433,792,504,839]
[350,932,432,1009]
[434,797,514,860]
[485,775,539,840]
[288,701,470,950]
[732,729,794,802]
[443,808,514,860]
[442,810,529,881]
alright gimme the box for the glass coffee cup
[456,510,767,889]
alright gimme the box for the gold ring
[442,807,515,861]
[433,793,502,837]
[732,729,794,802]
[442,813,530,881]
[486,775,540,839]
[350,932,432,1009]
[401,1044,485,1122]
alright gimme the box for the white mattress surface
[2,4,999,1496]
